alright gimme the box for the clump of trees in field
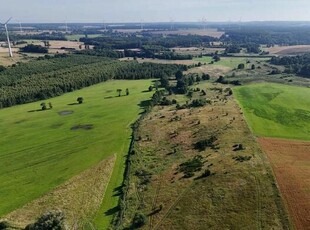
[178,155,204,178]
[194,135,218,151]
[270,54,310,78]
[25,210,67,230]
[21,44,48,53]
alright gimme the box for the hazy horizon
[1,0,310,24]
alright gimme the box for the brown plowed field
[258,138,310,230]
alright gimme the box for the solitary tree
[77,97,84,104]
[40,102,47,110]
[126,88,129,96]
[148,85,153,91]
[117,89,122,97]
[155,81,159,91]
[48,102,53,109]
[238,63,245,69]
[175,70,183,80]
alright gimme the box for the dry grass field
[258,138,310,230]
[121,82,290,229]
[171,47,226,55]
[114,28,224,38]
[264,45,310,55]
[150,29,224,38]
[0,50,36,66]
[3,155,116,229]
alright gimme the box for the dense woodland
[271,54,310,77]
[222,27,310,46]
[0,55,184,108]
[0,32,66,42]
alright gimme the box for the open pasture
[194,56,269,69]
[0,79,153,228]
[234,83,310,140]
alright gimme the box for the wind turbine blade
[5,17,12,25]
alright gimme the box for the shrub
[0,221,11,229]
[201,73,210,81]
[24,210,67,230]
[201,169,211,178]
[238,63,245,69]
[194,135,217,151]
[40,102,47,110]
[132,212,147,228]
[233,155,252,162]
[178,155,204,178]
[77,97,84,104]
[190,99,209,107]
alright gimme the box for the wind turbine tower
[65,21,68,33]
[140,19,144,30]
[170,18,175,30]
[202,17,207,30]
[1,17,13,57]
[19,22,23,33]
[102,20,107,30]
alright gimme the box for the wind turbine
[170,18,175,30]
[140,19,144,30]
[202,17,207,30]
[19,22,23,33]
[1,17,13,57]
[102,20,107,30]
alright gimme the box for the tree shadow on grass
[104,205,120,216]
[112,185,123,197]
[138,99,151,109]
[27,108,52,113]
[67,102,80,106]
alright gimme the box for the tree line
[270,54,310,78]
[0,55,184,108]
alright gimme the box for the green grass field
[194,56,269,69]
[234,83,310,140]
[65,34,103,41]
[0,80,153,227]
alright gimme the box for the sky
[1,0,310,23]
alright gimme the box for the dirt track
[258,138,310,230]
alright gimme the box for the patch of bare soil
[258,138,310,230]
[71,124,93,130]
[58,110,74,116]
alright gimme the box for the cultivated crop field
[233,83,310,140]
[150,28,225,38]
[234,83,310,229]
[263,45,310,55]
[0,80,153,228]
[258,138,310,230]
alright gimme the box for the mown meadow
[0,79,154,228]
[233,83,310,140]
